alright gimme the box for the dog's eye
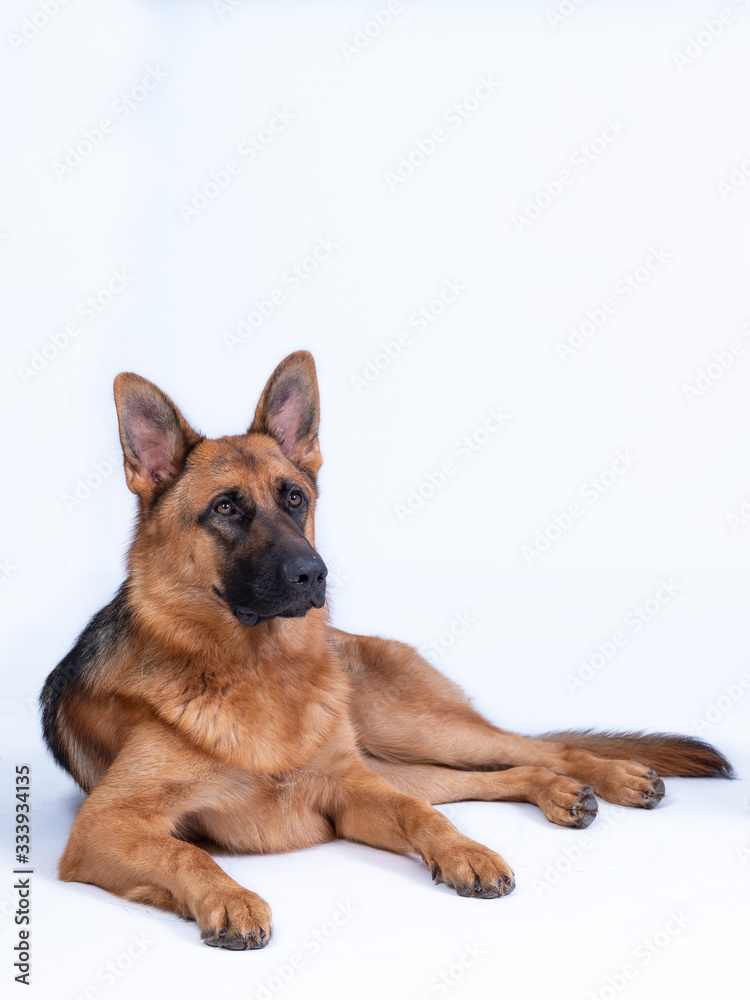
[287,491,302,508]
[214,500,235,516]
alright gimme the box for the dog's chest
[162,662,348,773]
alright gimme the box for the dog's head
[114,351,327,628]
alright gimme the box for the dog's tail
[535,729,733,778]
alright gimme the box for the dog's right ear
[113,373,202,503]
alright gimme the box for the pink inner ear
[272,398,304,456]
[130,417,177,482]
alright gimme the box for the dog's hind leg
[366,759,599,829]
[333,629,730,807]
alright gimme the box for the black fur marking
[40,585,132,778]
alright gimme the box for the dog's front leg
[329,767,515,898]
[58,727,273,950]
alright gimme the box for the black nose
[283,553,327,593]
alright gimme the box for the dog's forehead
[187,434,294,488]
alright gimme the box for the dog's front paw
[196,889,273,950]
[429,843,515,899]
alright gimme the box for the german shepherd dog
[41,351,731,950]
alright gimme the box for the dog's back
[41,585,134,791]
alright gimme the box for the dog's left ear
[114,373,202,504]
[248,351,322,479]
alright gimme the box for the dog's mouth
[231,599,323,628]
[233,607,262,627]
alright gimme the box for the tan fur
[47,351,731,950]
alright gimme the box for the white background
[2,1,749,998]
